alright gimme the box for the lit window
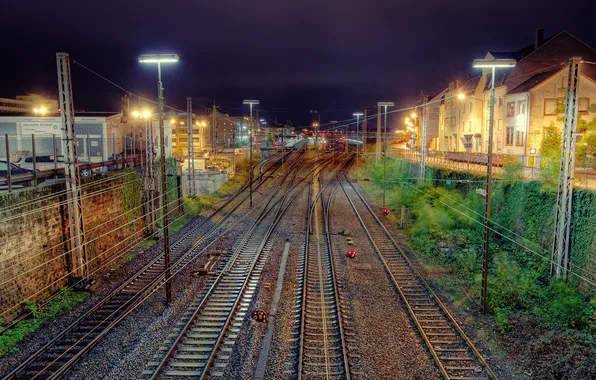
[579,98,590,114]
[498,119,503,131]
[498,97,503,108]
[518,100,526,115]
[544,99,557,115]
[515,130,525,146]
[506,127,514,145]
[507,102,515,117]
[469,121,472,131]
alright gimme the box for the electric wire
[395,179,596,288]
[0,184,183,288]
[0,183,195,318]
[0,183,180,271]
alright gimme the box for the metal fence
[0,133,155,193]
[391,147,596,190]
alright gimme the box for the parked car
[0,160,35,188]
[15,155,66,171]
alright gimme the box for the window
[451,117,456,126]
[579,98,590,114]
[507,102,515,117]
[506,127,514,145]
[444,136,449,146]
[462,121,465,131]
[486,119,490,131]
[515,130,525,146]
[497,141,502,152]
[444,117,449,127]
[469,102,473,113]
[517,100,527,115]
[497,119,503,131]
[544,99,557,115]
[468,121,472,131]
[498,97,503,108]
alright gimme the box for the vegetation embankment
[357,158,596,379]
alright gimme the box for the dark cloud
[1,0,595,125]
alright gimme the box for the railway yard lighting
[139,52,179,305]
[473,57,516,314]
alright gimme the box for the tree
[539,123,562,187]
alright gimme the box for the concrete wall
[181,172,229,198]
[0,172,145,321]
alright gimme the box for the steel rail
[298,156,352,380]
[149,154,330,379]
[2,154,295,380]
[339,177,497,380]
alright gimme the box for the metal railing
[391,147,596,190]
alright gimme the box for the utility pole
[212,103,217,162]
[376,106,381,163]
[420,95,429,184]
[472,56,516,314]
[363,108,367,157]
[144,115,156,235]
[56,52,88,282]
[243,100,259,207]
[353,112,363,168]
[378,102,394,209]
[187,97,194,196]
[551,57,582,280]
[157,63,172,304]
[256,107,260,156]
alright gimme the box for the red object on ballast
[258,188,263,194]
[383,207,390,215]
[346,250,357,259]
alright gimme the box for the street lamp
[33,107,48,115]
[377,102,394,210]
[353,112,363,168]
[138,53,179,305]
[243,99,259,207]
[472,57,516,314]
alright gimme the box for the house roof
[507,69,562,94]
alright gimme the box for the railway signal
[383,207,390,216]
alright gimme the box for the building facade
[434,30,596,159]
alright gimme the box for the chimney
[535,28,544,49]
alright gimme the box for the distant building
[0,94,59,114]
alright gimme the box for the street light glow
[132,111,140,118]
[142,110,151,118]
[138,54,179,63]
[410,112,417,119]
[458,93,466,100]
[472,58,517,68]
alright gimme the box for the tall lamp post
[473,58,516,314]
[139,53,179,305]
[310,110,320,148]
[353,112,363,168]
[377,102,394,209]
[243,100,259,207]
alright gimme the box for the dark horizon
[1,0,595,127]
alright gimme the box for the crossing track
[295,158,353,380]
[2,152,299,380]
[339,177,497,380]
[143,153,335,379]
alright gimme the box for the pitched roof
[506,69,562,94]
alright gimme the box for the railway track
[340,177,497,380]
[144,154,332,379]
[291,157,354,380]
[2,153,296,380]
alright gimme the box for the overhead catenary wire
[0,182,181,272]
[0,184,183,287]
[0,176,273,320]
[0,184,193,318]
[394,179,596,288]
[0,170,138,214]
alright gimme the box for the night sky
[1,0,595,127]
